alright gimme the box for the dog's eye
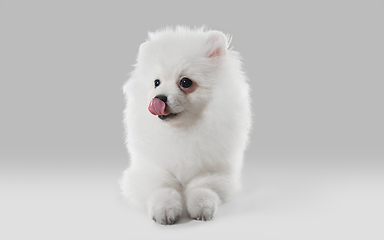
[154,79,161,88]
[180,77,193,88]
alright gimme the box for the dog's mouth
[158,112,178,120]
[148,98,181,121]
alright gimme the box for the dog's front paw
[186,188,221,221]
[147,188,183,225]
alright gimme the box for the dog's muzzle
[148,95,170,116]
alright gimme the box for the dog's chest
[136,120,232,182]
[159,132,227,183]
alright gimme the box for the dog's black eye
[154,79,161,88]
[180,77,193,88]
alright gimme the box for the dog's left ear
[206,30,228,58]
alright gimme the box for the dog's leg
[120,165,183,225]
[184,173,238,221]
[147,187,183,225]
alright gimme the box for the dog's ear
[137,41,150,63]
[138,41,149,54]
[206,30,228,58]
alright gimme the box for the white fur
[120,26,252,224]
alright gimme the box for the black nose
[154,95,167,103]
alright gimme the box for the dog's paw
[147,188,183,225]
[186,188,221,221]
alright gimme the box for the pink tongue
[148,98,169,116]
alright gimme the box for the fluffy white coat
[120,26,252,225]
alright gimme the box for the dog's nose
[154,95,167,103]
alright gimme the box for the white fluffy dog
[120,26,252,225]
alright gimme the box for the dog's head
[132,27,230,126]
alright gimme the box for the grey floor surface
[1,149,383,240]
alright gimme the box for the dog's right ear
[139,41,149,53]
[205,30,228,59]
[137,41,150,63]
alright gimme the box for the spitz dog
[120,26,252,225]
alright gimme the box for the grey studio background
[0,1,383,240]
